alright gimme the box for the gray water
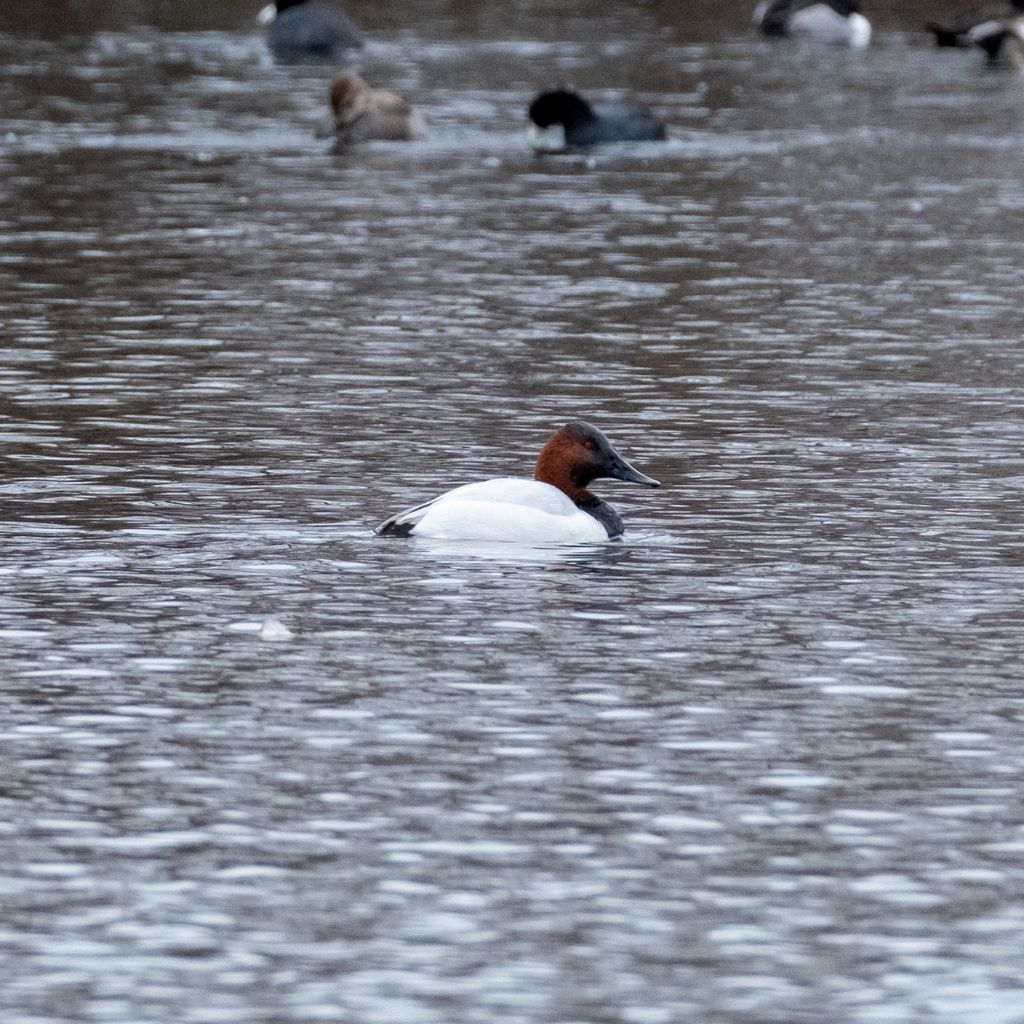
[4,11,1024,1024]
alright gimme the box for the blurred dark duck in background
[968,14,1024,67]
[926,1,1024,47]
[329,73,427,145]
[528,89,666,149]
[753,0,871,47]
[259,0,363,64]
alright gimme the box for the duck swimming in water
[753,0,871,47]
[259,0,363,64]
[926,1,1024,47]
[965,13,1024,67]
[528,89,666,148]
[375,422,660,544]
[329,72,427,145]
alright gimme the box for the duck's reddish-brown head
[533,421,660,505]
[329,72,371,124]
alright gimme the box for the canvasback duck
[926,2,1024,47]
[329,73,427,145]
[259,0,363,64]
[375,422,660,544]
[753,0,871,47]
[528,89,666,148]
[966,13,1024,66]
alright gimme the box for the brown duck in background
[329,73,426,146]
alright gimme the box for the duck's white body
[789,7,870,47]
[754,2,871,47]
[386,478,610,544]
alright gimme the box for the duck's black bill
[607,454,660,488]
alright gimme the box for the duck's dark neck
[561,95,597,129]
[535,461,619,534]
[578,495,624,539]
[275,0,309,13]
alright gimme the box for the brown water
[4,6,1024,1023]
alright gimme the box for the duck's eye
[584,440,594,449]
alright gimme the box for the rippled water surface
[4,9,1024,1023]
